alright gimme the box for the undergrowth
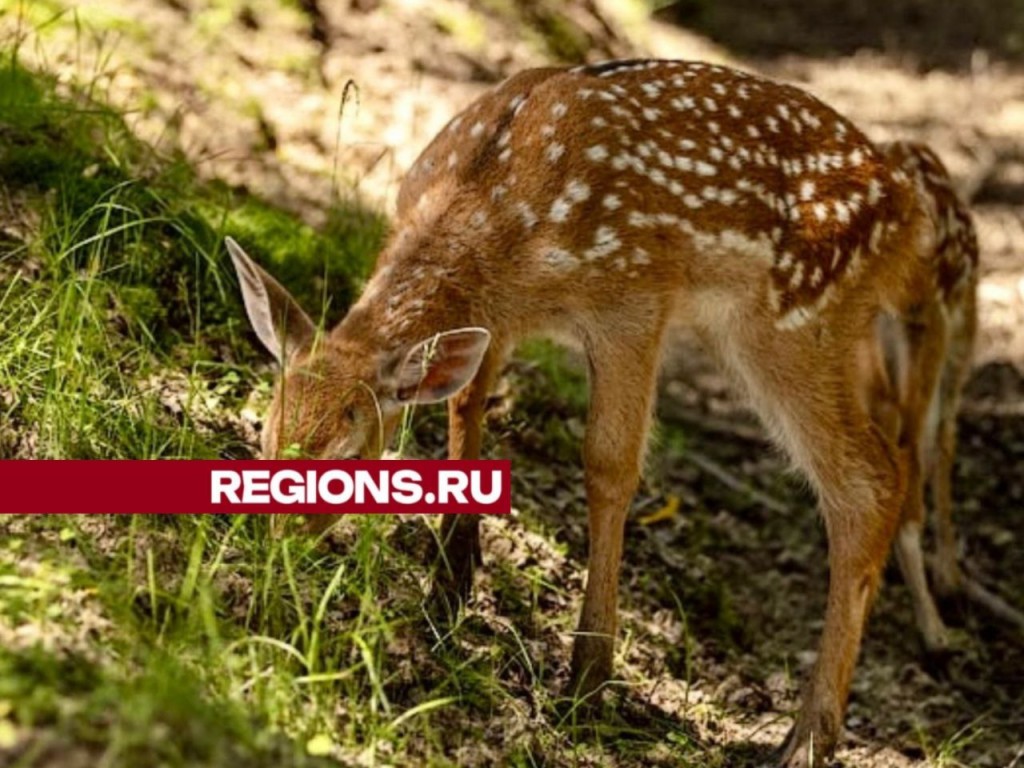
[0,31,638,768]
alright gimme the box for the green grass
[0,47,441,765]
[0,40,658,768]
[0,38,385,459]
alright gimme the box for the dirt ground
[3,0,1023,765]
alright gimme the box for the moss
[211,194,384,328]
[532,9,590,63]
[433,5,489,52]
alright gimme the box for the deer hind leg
[726,326,906,767]
[929,296,975,599]
[881,307,952,655]
[927,296,1024,629]
[430,340,507,613]
[929,372,962,600]
[568,310,666,701]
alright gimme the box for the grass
[0,35,651,768]
[0,39,462,768]
[0,33,386,459]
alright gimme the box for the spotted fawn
[228,60,978,766]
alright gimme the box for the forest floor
[0,1,1022,767]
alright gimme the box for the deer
[227,59,962,766]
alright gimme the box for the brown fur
[229,62,977,767]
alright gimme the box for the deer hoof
[775,711,840,768]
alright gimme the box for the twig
[658,400,769,444]
[961,572,1024,631]
[1006,741,1024,768]
[926,554,1024,631]
[680,449,790,516]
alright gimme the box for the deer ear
[382,328,491,405]
[226,237,315,365]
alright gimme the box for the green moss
[532,10,590,63]
[210,194,384,328]
[433,5,488,52]
[518,338,588,412]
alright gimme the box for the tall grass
[0,34,463,768]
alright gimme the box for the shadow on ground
[657,0,1024,69]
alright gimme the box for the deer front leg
[569,323,662,701]
[430,343,505,613]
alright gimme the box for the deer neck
[334,235,479,355]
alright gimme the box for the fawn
[870,141,978,658]
[228,60,959,766]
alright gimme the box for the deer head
[226,237,491,459]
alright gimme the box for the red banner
[0,460,512,515]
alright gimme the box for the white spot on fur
[517,202,538,228]
[868,178,884,205]
[546,143,566,163]
[584,225,622,260]
[789,263,805,289]
[586,144,609,162]
[544,247,576,268]
[550,198,571,223]
[566,179,591,202]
